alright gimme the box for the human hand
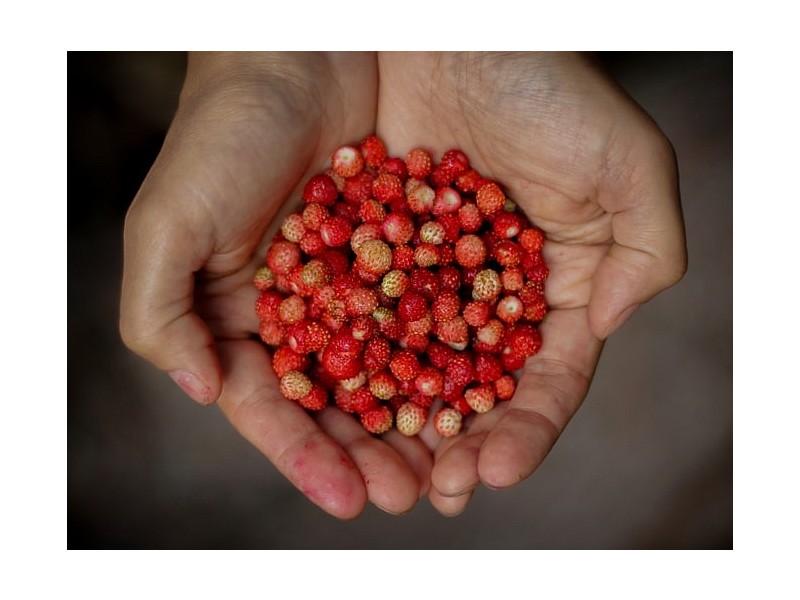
[119,52,433,518]
[375,51,687,515]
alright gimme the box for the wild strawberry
[327,326,363,355]
[395,402,428,437]
[504,323,543,358]
[445,353,474,387]
[380,157,409,182]
[454,168,482,193]
[409,268,440,300]
[419,221,446,245]
[258,319,285,346]
[349,223,381,253]
[342,170,374,204]
[493,212,526,239]
[449,396,474,417]
[360,134,387,169]
[380,269,410,298]
[465,385,495,414]
[359,199,386,224]
[496,295,524,324]
[302,173,338,206]
[381,212,414,246]
[349,314,377,341]
[297,230,323,256]
[434,407,463,437]
[427,341,457,370]
[407,183,435,214]
[332,201,361,224]
[519,227,546,253]
[463,300,490,328]
[406,148,433,179]
[361,405,393,434]
[471,269,502,302]
[317,249,350,277]
[353,239,391,277]
[415,366,444,397]
[438,265,461,293]
[321,346,363,380]
[431,290,461,323]
[324,168,346,193]
[280,213,306,243]
[301,259,332,291]
[302,202,331,231]
[280,370,313,401]
[474,319,505,353]
[271,346,309,378]
[436,316,469,347]
[428,163,453,188]
[495,374,517,401]
[523,295,548,322]
[294,320,333,354]
[339,370,367,392]
[493,240,523,268]
[409,391,435,409]
[454,234,486,268]
[369,370,399,400]
[372,172,404,204]
[333,386,356,413]
[439,149,470,179]
[350,387,379,414]
[501,266,524,292]
[319,215,353,248]
[266,240,301,275]
[298,384,328,411]
[522,253,550,285]
[413,243,439,268]
[278,294,307,325]
[476,182,506,216]
[405,312,433,336]
[253,266,275,291]
[398,291,428,322]
[474,354,503,384]
[432,187,463,216]
[458,202,483,233]
[363,336,392,372]
[402,333,429,353]
[391,245,415,271]
[345,287,378,318]
[390,349,421,381]
[332,145,364,178]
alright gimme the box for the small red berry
[390,349,421,381]
[465,384,495,414]
[280,370,313,401]
[359,135,387,169]
[361,405,393,434]
[302,173,338,206]
[406,148,433,179]
[434,407,463,437]
[332,145,365,178]
[455,234,487,268]
[372,172,405,204]
[476,182,506,216]
[395,402,428,436]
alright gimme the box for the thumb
[120,189,222,405]
[588,128,687,340]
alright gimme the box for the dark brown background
[68,51,732,549]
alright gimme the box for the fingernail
[602,303,641,339]
[169,370,213,405]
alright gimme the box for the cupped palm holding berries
[255,135,549,437]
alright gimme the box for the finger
[475,307,602,490]
[590,126,687,339]
[315,410,425,514]
[215,340,367,520]
[381,429,434,499]
[428,485,475,517]
[120,196,221,405]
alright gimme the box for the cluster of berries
[254,135,548,438]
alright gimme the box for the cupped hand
[120,52,432,518]
[376,51,687,515]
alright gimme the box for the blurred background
[68,51,732,549]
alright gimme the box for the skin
[120,52,686,519]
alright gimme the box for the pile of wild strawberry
[253,135,548,438]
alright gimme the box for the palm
[376,52,677,513]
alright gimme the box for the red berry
[350,387,380,414]
[395,402,428,437]
[298,384,328,411]
[266,240,301,275]
[495,374,517,401]
[360,135,387,169]
[280,371,313,401]
[434,407,463,437]
[372,172,405,204]
[415,366,444,397]
[332,145,365,178]
[303,173,338,206]
[465,384,495,414]
[342,170,375,204]
[476,182,506,216]
[398,291,428,322]
[474,354,503,384]
[363,336,392,372]
[271,346,310,378]
[390,349,421,381]
[355,238,393,276]
[361,406,393,434]
[455,234,486,268]
[369,370,399,400]
[406,148,433,179]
